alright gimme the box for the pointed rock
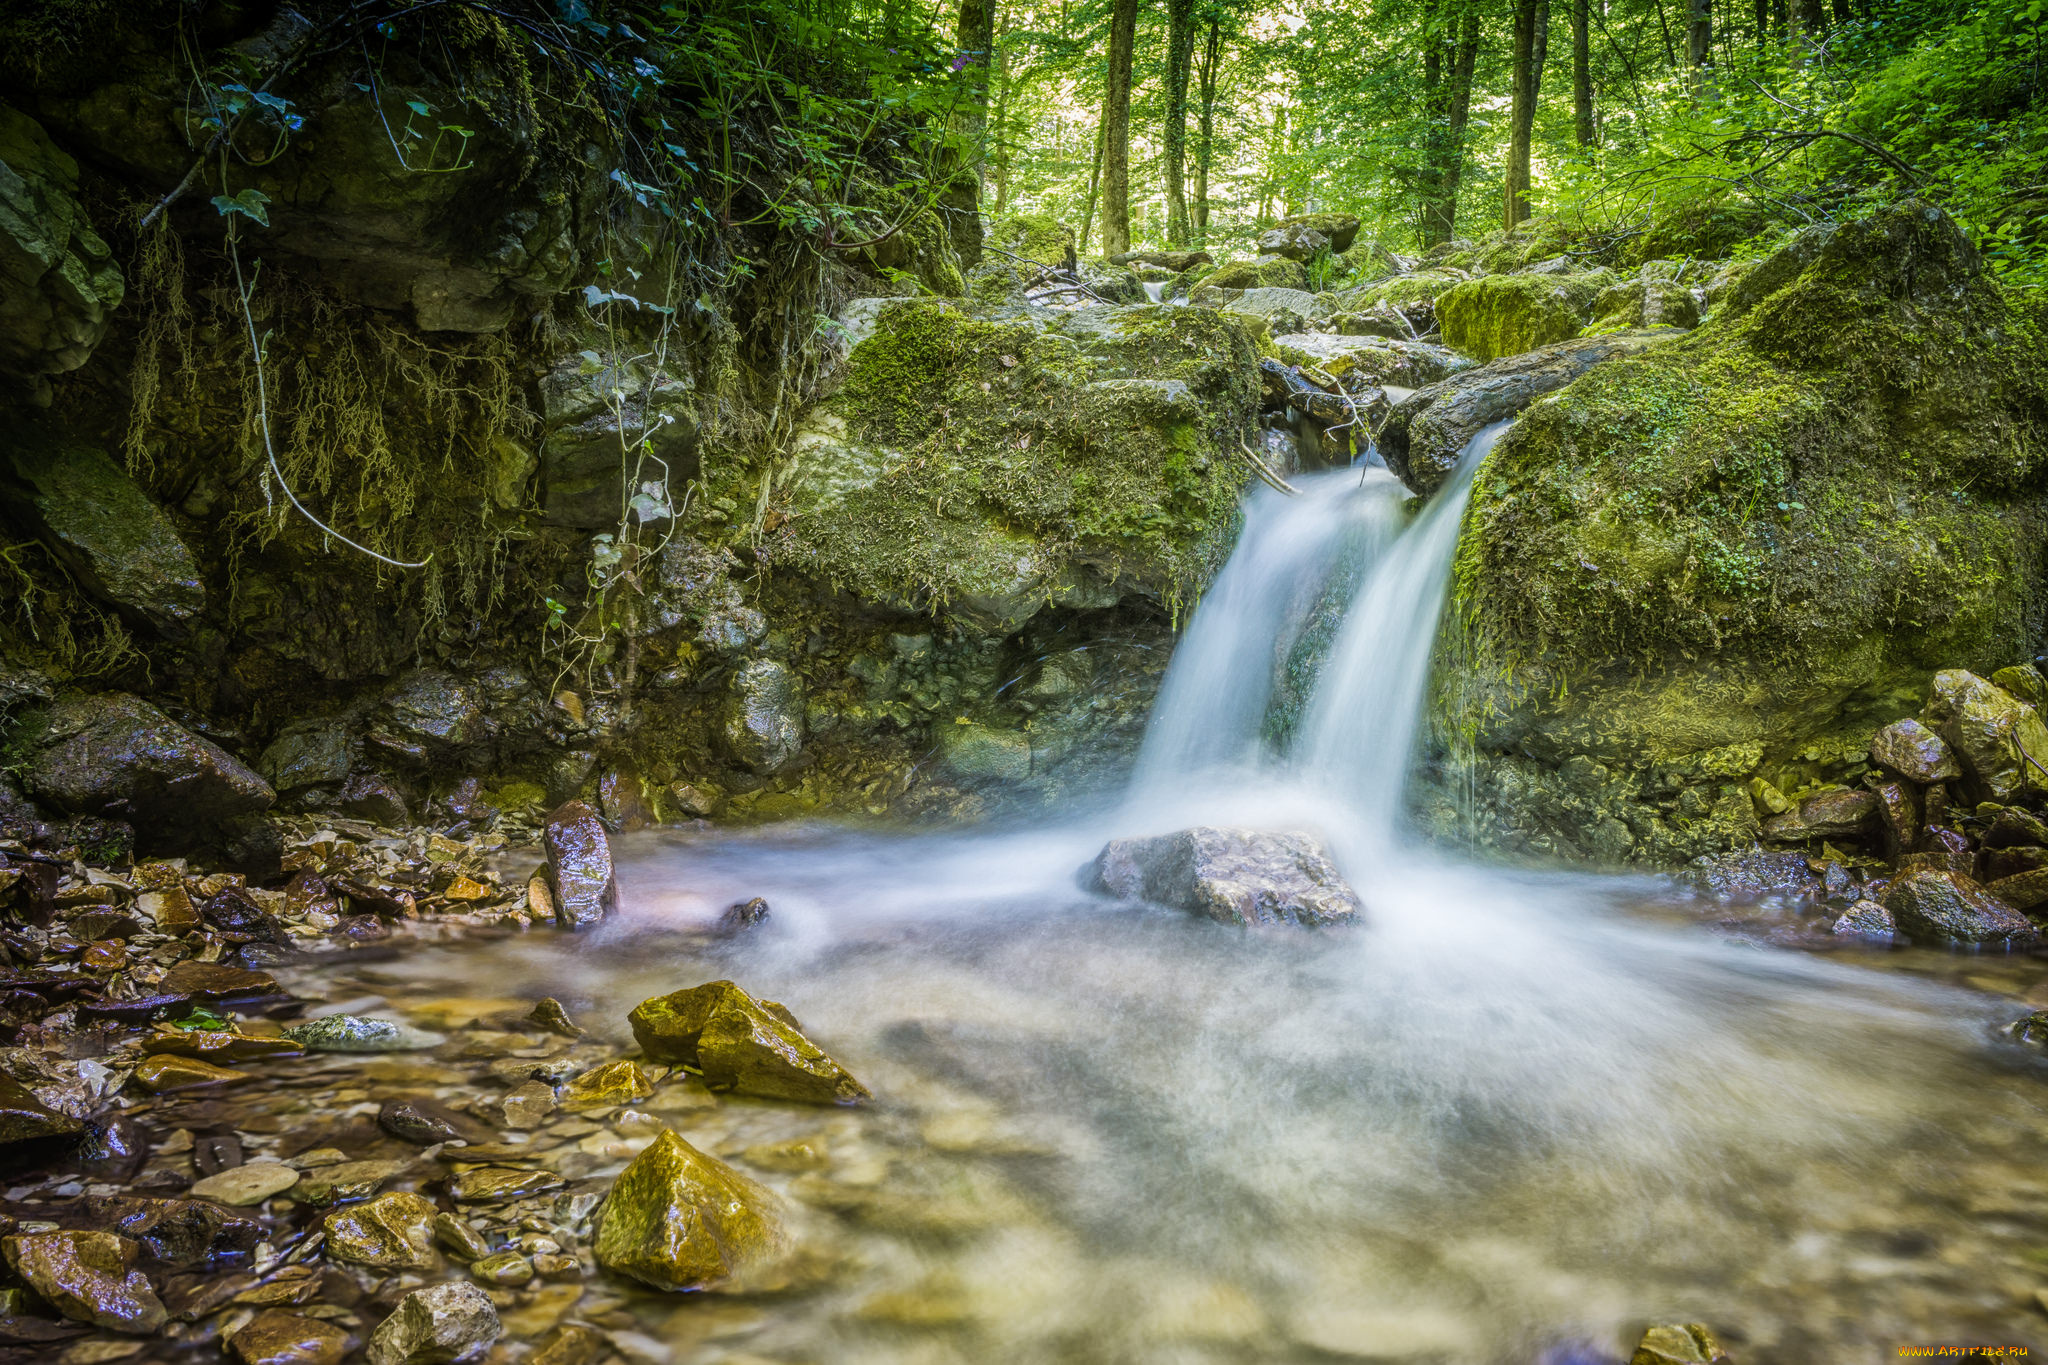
[2,1230,166,1334]
[542,800,616,929]
[365,1281,500,1365]
[594,1129,786,1291]
[629,980,870,1105]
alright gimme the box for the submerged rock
[1,1230,166,1334]
[324,1190,439,1270]
[560,1058,654,1111]
[1088,826,1363,928]
[284,1015,444,1052]
[1629,1322,1731,1365]
[542,799,616,929]
[24,693,274,850]
[228,1310,350,1365]
[1380,330,1679,495]
[1882,869,2035,944]
[630,980,870,1104]
[593,1129,786,1291]
[366,1281,501,1365]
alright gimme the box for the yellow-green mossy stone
[628,981,870,1105]
[593,1129,787,1291]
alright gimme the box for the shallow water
[368,822,2048,1363]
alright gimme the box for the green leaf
[210,188,272,227]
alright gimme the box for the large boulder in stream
[541,799,616,929]
[630,980,870,1104]
[1087,826,1363,928]
[1435,270,1615,361]
[1433,201,2048,870]
[775,297,1261,636]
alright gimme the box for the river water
[375,429,2048,1361]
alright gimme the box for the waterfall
[1127,420,1512,846]
[1142,281,1167,303]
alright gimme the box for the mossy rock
[1438,201,2048,869]
[1345,270,1468,310]
[1196,257,1309,292]
[1436,273,1610,361]
[775,298,1262,631]
[988,213,1074,268]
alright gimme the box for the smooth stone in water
[228,1310,350,1365]
[365,1281,501,1365]
[449,1167,566,1204]
[132,1054,247,1092]
[433,1212,492,1262]
[1630,1322,1731,1364]
[542,799,616,930]
[501,1079,556,1129]
[593,1129,786,1291]
[629,981,870,1105]
[468,1250,535,1287]
[323,1190,439,1270]
[285,1015,445,1052]
[378,1099,467,1145]
[0,1075,83,1144]
[1,1231,167,1334]
[559,1059,653,1111]
[524,997,581,1038]
[1088,826,1363,928]
[1882,869,2036,944]
[189,1161,300,1206]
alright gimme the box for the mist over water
[389,429,2048,1360]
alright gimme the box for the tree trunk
[1792,0,1828,41]
[1162,0,1196,246]
[1651,0,1679,65]
[1572,0,1595,145]
[1506,0,1539,228]
[1829,0,1851,23]
[1078,117,1107,255]
[1686,0,1711,72]
[954,0,996,148]
[1754,0,1769,50]
[1100,0,1140,255]
[1194,12,1222,245]
[1419,0,1481,246]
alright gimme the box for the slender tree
[1163,0,1197,246]
[1078,117,1108,253]
[1100,0,1140,254]
[1419,0,1482,245]
[1686,0,1712,74]
[1505,0,1542,227]
[954,0,996,148]
[1572,0,1595,145]
[1193,8,1225,245]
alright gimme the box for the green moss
[1197,258,1310,291]
[988,214,1074,268]
[1347,270,1467,310]
[1436,273,1610,360]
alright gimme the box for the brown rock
[1630,1322,1731,1365]
[448,1167,565,1203]
[1869,718,1963,783]
[323,1190,439,1270]
[228,1310,349,1365]
[1983,844,2048,881]
[2,1230,167,1334]
[0,1075,82,1144]
[1988,867,2048,910]
[158,961,281,1000]
[1883,869,2036,944]
[143,1027,303,1062]
[1869,779,1919,862]
[1982,806,2048,848]
[542,800,616,930]
[629,980,869,1105]
[132,1053,248,1092]
[1923,668,2048,801]
[1897,851,1974,878]
[1761,788,1877,842]
[559,1059,652,1111]
[593,1129,786,1291]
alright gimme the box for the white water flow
[1142,280,1167,302]
[371,421,2048,1358]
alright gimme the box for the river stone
[377,1098,470,1145]
[432,1213,491,1262]
[1380,330,1681,496]
[1760,788,1877,842]
[158,960,280,1000]
[559,1058,653,1111]
[542,799,616,930]
[1831,899,1896,939]
[7,434,201,631]
[365,1281,501,1365]
[144,1026,303,1062]
[1988,867,2048,909]
[87,1193,263,1268]
[284,1015,444,1052]
[938,722,1031,782]
[1869,718,1962,782]
[1882,869,2036,944]
[594,1128,786,1291]
[2,1231,166,1334]
[375,668,485,760]
[133,1054,247,1092]
[24,693,274,850]
[1088,827,1364,928]
[189,1161,300,1206]
[255,717,358,794]
[629,981,871,1105]
[449,1167,565,1203]
[524,997,582,1037]
[324,1190,439,1270]
[0,1074,82,1144]
[721,659,805,774]
[229,1310,350,1365]
[2009,1011,2048,1047]
[501,1079,556,1128]
[469,1249,535,1286]
[1630,1322,1731,1365]
[1922,668,2048,801]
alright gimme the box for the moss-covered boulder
[1434,201,2048,869]
[594,1129,787,1291]
[1586,268,1701,335]
[1436,272,1610,361]
[0,103,123,400]
[774,298,1262,632]
[1196,256,1309,292]
[988,213,1074,268]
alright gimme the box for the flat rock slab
[1087,826,1363,928]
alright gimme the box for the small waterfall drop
[1142,280,1168,303]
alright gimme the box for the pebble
[433,1213,492,1262]
[525,997,582,1037]
[560,1059,652,1112]
[365,1281,502,1365]
[188,1162,300,1207]
[322,1191,439,1270]
[469,1250,535,1287]
[378,1099,465,1145]
[449,1167,566,1204]
[501,1080,556,1129]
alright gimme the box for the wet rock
[284,1015,444,1053]
[721,660,805,774]
[1869,718,1962,783]
[1760,788,1877,842]
[88,1194,263,1269]
[324,1191,440,1270]
[1987,867,2048,909]
[295,1159,407,1206]
[365,1281,501,1365]
[1882,869,2036,944]
[717,897,771,932]
[630,981,871,1104]
[1868,779,1919,861]
[24,693,274,850]
[133,1054,247,1092]
[228,1310,350,1365]
[7,433,200,630]
[1629,1323,1731,1364]
[1994,662,2048,706]
[433,1213,491,1262]
[500,1080,555,1129]
[2,1231,165,1334]
[593,1128,786,1291]
[598,765,654,831]
[2008,1011,2048,1047]
[1922,669,2048,802]
[1379,330,1680,495]
[0,1074,82,1143]
[374,669,485,761]
[1981,805,2048,848]
[559,1058,653,1111]
[256,718,359,795]
[0,108,123,400]
[1982,844,2048,880]
[1831,899,1896,939]
[158,961,280,1000]
[449,1168,565,1203]
[377,1099,469,1146]
[469,1249,534,1286]
[1088,827,1364,928]
[189,1161,299,1207]
[524,997,581,1037]
[938,722,1031,783]
[542,799,616,930]
[338,773,411,827]
[77,1113,148,1179]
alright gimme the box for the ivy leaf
[211,188,272,227]
[405,99,433,117]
